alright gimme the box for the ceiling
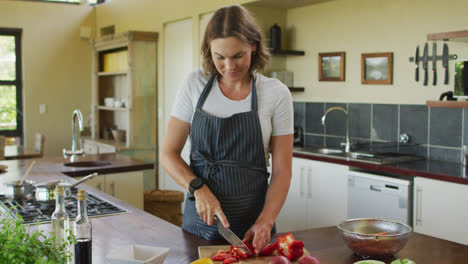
[246,0,332,9]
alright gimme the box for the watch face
[190,178,203,195]
[191,178,203,188]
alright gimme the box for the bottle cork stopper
[77,189,86,200]
[55,185,64,196]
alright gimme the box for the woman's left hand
[243,221,273,255]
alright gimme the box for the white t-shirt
[171,69,294,162]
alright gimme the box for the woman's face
[210,36,256,82]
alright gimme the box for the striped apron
[182,75,271,240]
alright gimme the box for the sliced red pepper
[243,241,255,256]
[213,251,234,261]
[277,232,305,260]
[222,256,238,264]
[232,246,249,259]
[259,241,278,256]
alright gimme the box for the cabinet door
[413,177,468,245]
[105,171,144,210]
[276,158,309,232]
[76,175,105,192]
[307,160,348,228]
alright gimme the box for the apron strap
[196,73,258,111]
[196,75,216,110]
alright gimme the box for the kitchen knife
[215,217,253,255]
[414,45,419,82]
[423,43,428,86]
[432,42,437,85]
[443,43,449,84]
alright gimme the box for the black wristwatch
[189,178,204,196]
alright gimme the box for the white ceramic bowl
[106,244,169,264]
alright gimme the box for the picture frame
[319,52,345,81]
[361,52,393,84]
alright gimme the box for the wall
[284,0,468,105]
[0,0,94,156]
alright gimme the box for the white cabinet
[77,171,143,210]
[276,158,348,232]
[413,177,468,245]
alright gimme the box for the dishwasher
[347,170,412,226]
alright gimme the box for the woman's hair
[201,5,270,76]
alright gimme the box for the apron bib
[182,75,271,240]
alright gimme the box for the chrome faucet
[321,106,352,153]
[63,109,84,158]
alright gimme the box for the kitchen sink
[294,147,423,165]
[315,148,343,154]
[63,161,111,167]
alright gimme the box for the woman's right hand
[194,185,230,228]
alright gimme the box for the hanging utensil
[423,43,429,86]
[414,45,420,82]
[432,42,437,86]
[443,43,449,84]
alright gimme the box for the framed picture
[361,52,393,84]
[319,52,345,81]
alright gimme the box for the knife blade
[423,43,428,86]
[432,42,437,85]
[443,43,449,84]
[415,45,419,82]
[215,217,253,255]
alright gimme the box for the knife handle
[433,70,437,86]
[424,70,428,86]
[444,68,449,85]
[415,67,419,82]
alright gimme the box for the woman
[160,5,293,254]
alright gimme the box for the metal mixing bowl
[337,218,412,258]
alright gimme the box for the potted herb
[0,214,75,264]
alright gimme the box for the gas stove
[0,190,127,224]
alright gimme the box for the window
[0,28,23,139]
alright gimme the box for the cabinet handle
[307,168,312,199]
[300,167,304,197]
[416,186,423,225]
[370,185,382,192]
[110,181,115,196]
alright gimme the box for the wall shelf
[97,71,128,76]
[271,49,305,56]
[96,105,129,111]
[427,30,468,42]
[289,87,305,92]
[426,100,468,108]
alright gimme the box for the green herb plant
[0,214,76,264]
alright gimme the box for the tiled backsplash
[293,102,467,163]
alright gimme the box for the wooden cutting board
[199,245,310,263]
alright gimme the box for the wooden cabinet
[413,177,468,245]
[276,158,348,232]
[91,31,158,152]
[77,171,144,209]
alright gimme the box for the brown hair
[201,5,270,76]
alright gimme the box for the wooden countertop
[2,155,468,263]
[293,150,468,185]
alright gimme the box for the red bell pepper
[259,241,278,256]
[277,232,304,260]
[223,257,238,264]
[243,241,255,256]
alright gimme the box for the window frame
[0,28,23,139]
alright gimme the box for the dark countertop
[293,148,468,185]
[2,154,468,263]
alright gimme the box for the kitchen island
[2,154,468,263]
